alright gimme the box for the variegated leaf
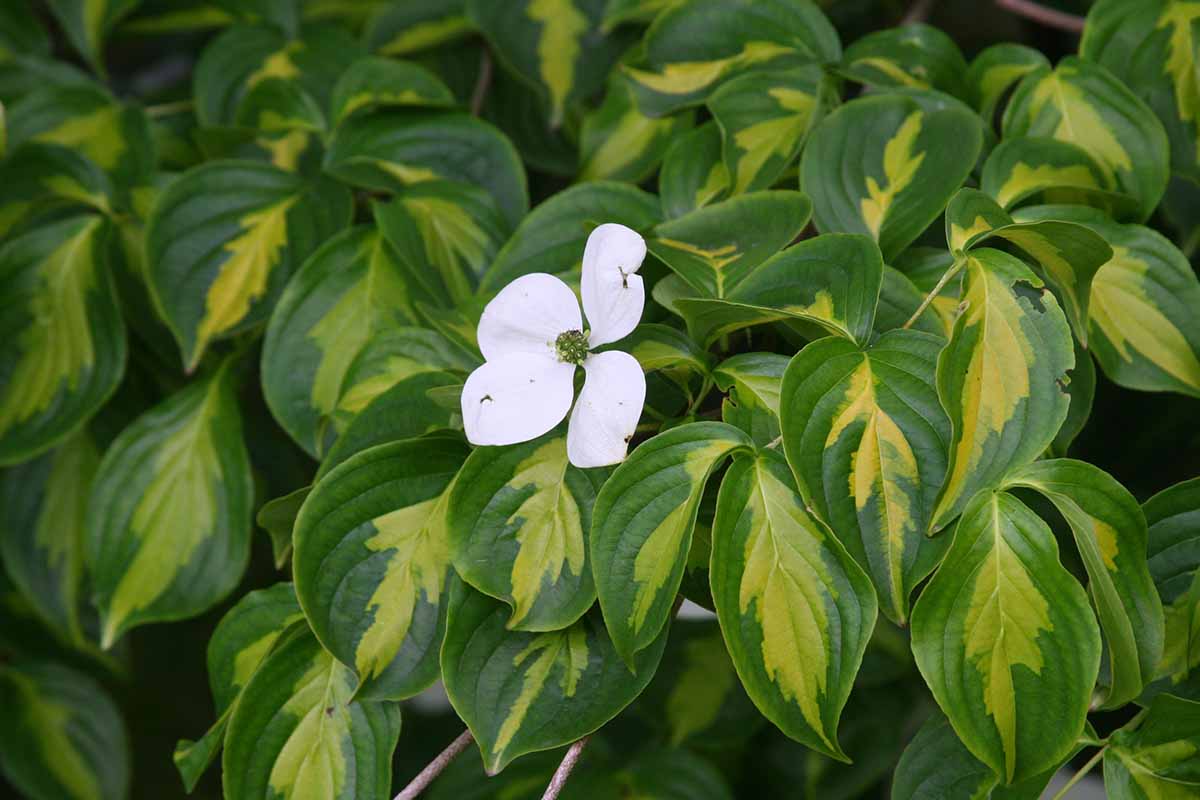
[1006,459,1164,707]
[222,623,402,800]
[146,160,353,370]
[591,421,752,665]
[293,436,468,700]
[980,136,1139,218]
[713,352,789,448]
[441,581,668,774]
[580,73,693,183]
[966,43,1048,122]
[1145,478,1200,685]
[911,490,1102,785]
[929,248,1074,532]
[780,330,951,624]
[0,214,125,464]
[329,56,455,127]
[1104,694,1200,799]
[841,23,969,99]
[709,448,876,759]
[364,0,472,56]
[448,433,603,631]
[85,356,253,646]
[658,121,729,219]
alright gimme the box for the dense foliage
[2,0,1200,798]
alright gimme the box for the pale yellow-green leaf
[666,633,735,745]
[995,162,1102,209]
[400,193,492,302]
[730,87,816,194]
[5,669,103,800]
[1025,66,1132,187]
[35,105,124,170]
[625,41,792,96]
[527,0,588,125]
[1158,3,1200,161]
[247,43,301,87]
[492,626,588,758]
[267,655,353,800]
[377,16,471,56]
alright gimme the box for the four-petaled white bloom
[461,223,647,468]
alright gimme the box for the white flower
[461,223,648,468]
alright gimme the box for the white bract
[461,223,648,468]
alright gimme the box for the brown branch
[901,0,936,25]
[541,737,590,800]
[995,0,1086,33]
[394,729,474,800]
[470,48,493,117]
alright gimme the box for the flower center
[554,329,589,366]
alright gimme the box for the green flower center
[554,329,589,366]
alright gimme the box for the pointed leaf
[591,421,752,664]
[710,448,876,759]
[146,160,353,369]
[802,92,983,261]
[658,121,728,219]
[780,330,951,624]
[980,136,1139,218]
[441,581,668,774]
[911,490,1101,784]
[580,73,693,183]
[1145,478,1200,684]
[841,23,969,99]
[222,623,402,800]
[966,43,1048,121]
[929,249,1073,531]
[0,215,124,464]
[293,436,468,700]
[329,56,455,126]
[448,433,602,631]
[1006,459,1165,707]
[648,190,811,297]
[1104,694,1200,797]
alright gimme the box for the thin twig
[902,258,963,330]
[1050,746,1106,800]
[394,729,474,800]
[995,0,1086,33]
[541,737,590,800]
[470,49,493,116]
[901,0,936,25]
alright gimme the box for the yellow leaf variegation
[449,434,599,632]
[294,436,468,700]
[930,249,1073,532]
[441,584,669,774]
[85,357,253,647]
[592,422,753,665]
[710,449,876,759]
[911,491,1101,784]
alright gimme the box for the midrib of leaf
[269,656,349,799]
[3,668,103,800]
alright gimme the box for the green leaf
[146,160,352,370]
[675,232,883,347]
[441,581,669,774]
[1006,459,1164,708]
[603,0,681,31]
[324,109,529,228]
[318,371,460,480]
[374,181,511,307]
[1016,205,1200,398]
[0,660,129,800]
[710,448,876,759]
[0,142,113,239]
[707,65,830,195]
[293,436,468,700]
[623,323,711,382]
[658,121,728,219]
[1003,57,1170,221]
[874,264,949,338]
[1082,0,1200,184]
[480,181,660,291]
[580,73,693,183]
[222,623,402,800]
[364,0,472,56]
[193,24,364,126]
[966,43,1049,122]
[1053,338,1096,456]
[329,56,456,127]
[911,490,1102,785]
[891,714,998,800]
[467,0,627,127]
[944,188,1113,343]
[255,486,309,569]
[1104,694,1200,798]
[0,215,125,465]
[174,583,303,792]
[648,190,811,297]
[0,430,98,642]
[1145,478,1200,684]
[929,248,1073,532]
[85,357,253,647]
[6,82,154,207]
[448,433,602,631]
[801,92,983,261]
[840,23,969,99]
[980,136,1139,218]
[780,329,951,624]
[712,352,788,447]
[591,422,751,664]
[45,0,140,74]
[623,0,839,117]
[261,225,426,456]
[233,76,327,135]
